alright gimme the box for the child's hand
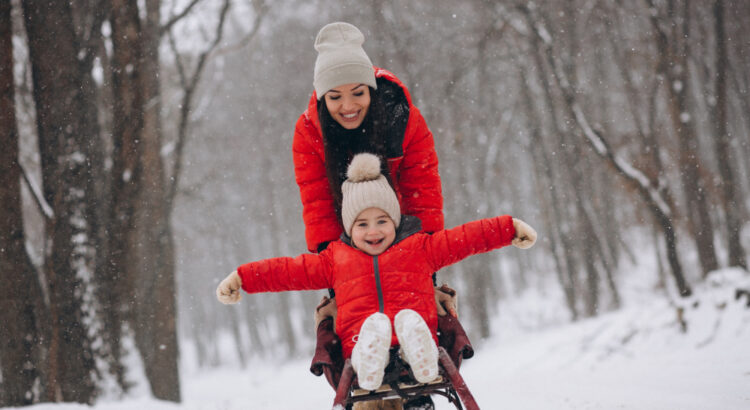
[216,271,242,304]
[512,218,537,249]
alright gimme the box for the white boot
[351,312,392,391]
[394,309,439,384]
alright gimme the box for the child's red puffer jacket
[236,215,516,358]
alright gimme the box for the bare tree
[0,2,45,404]
[711,0,747,270]
[166,0,232,211]
[647,0,719,277]
[105,0,146,397]
[21,0,102,402]
[131,0,182,400]
[519,15,587,315]
[518,66,578,319]
[518,2,692,296]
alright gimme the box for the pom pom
[346,153,382,182]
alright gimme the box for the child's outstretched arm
[215,251,334,305]
[424,215,537,271]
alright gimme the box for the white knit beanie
[313,22,377,100]
[341,153,401,236]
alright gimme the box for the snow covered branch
[19,162,54,220]
[517,2,691,297]
[518,3,672,219]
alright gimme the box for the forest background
[1,0,749,406]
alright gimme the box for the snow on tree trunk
[21,0,103,402]
[0,2,45,404]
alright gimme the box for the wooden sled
[311,315,479,409]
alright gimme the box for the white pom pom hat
[341,153,401,236]
[313,22,377,100]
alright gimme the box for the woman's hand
[435,284,458,318]
[512,218,537,249]
[314,295,337,329]
[216,271,242,304]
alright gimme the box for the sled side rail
[331,347,480,409]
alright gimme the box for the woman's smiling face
[350,207,396,256]
[323,83,371,129]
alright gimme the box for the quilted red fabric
[292,68,443,252]
[236,215,515,358]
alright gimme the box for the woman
[294,22,443,255]
[294,22,452,410]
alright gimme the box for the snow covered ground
[8,268,750,409]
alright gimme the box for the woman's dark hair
[318,86,392,225]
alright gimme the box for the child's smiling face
[351,207,396,256]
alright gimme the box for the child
[216,153,537,391]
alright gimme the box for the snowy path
[459,318,750,410]
[109,299,750,410]
[15,269,750,410]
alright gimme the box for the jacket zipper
[373,256,384,313]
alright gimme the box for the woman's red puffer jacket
[236,215,516,358]
[293,68,443,253]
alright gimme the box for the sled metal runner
[332,346,479,409]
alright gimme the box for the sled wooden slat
[331,347,478,409]
[351,376,445,397]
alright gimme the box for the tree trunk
[242,298,268,358]
[71,0,126,391]
[569,157,602,317]
[104,0,145,399]
[458,24,504,338]
[519,63,578,320]
[527,29,583,315]
[712,0,747,270]
[131,0,181,401]
[0,3,45,403]
[264,155,299,356]
[651,0,719,277]
[21,0,100,402]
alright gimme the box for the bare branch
[166,0,232,212]
[167,29,189,89]
[213,0,269,56]
[518,3,672,218]
[160,0,204,37]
